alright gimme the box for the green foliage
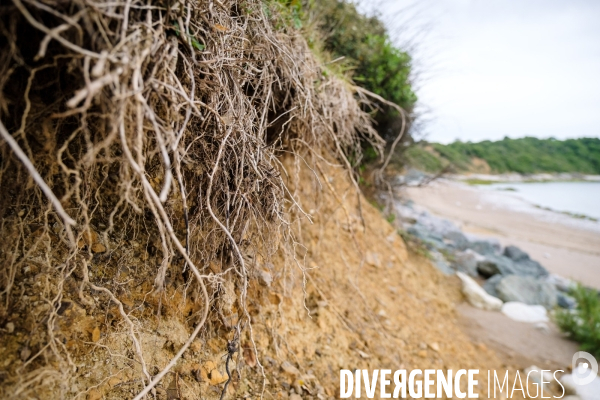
[404,145,446,173]
[433,137,600,174]
[265,0,304,30]
[172,22,205,51]
[556,286,600,358]
[430,143,472,171]
[306,0,417,142]
[386,213,396,224]
[397,229,431,259]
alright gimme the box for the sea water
[484,181,600,220]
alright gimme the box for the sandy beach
[403,180,600,289]
[401,179,600,370]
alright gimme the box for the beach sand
[404,180,600,289]
[403,179,600,369]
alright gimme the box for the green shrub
[404,145,446,173]
[266,0,304,30]
[556,285,600,358]
[306,0,417,143]
[434,137,600,174]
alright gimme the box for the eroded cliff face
[237,157,524,400]
[1,153,530,400]
[0,0,528,396]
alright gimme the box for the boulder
[547,274,576,292]
[495,275,557,309]
[503,245,529,261]
[407,224,446,250]
[456,272,503,311]
[468,239,501,256]
[483,274,503,298]
[557,292,577,309]
[443,230,469,251]
[503,245,549,277]
[453,250,484,277]
[477,254,548,278]
[514,258,548,278]
[477,255,517,277]
[501,302,548,323]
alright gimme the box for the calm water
[484,181,600,220]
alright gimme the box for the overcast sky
[356,0,600,144]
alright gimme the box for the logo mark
[572,351,598,386]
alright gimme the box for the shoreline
[450,172,600,184]
[394,178,598,372]
[462,180,600,231]
[401,179,600,289]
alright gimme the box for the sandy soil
[404,180,600,289]
[0,161,559,399]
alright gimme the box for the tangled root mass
[0,0,386,397]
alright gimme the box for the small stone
[91,243,106,253]
[428,342,440,352]
[417,350,427,358]
[87,389,102,400]
[20,346,32,361]
[77,229,99,249]
[108,377,122,387]
[243,345,257,368]
[357,350,370,359]
[209,261,222,274]
[203,361,227,385]
[92,326,101,342]
[209,370,227,386]
[5,322,14,333]
[257,269,272,287]
[289,394,302,400]
[365,251,381,268]
[281,361,300,377]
